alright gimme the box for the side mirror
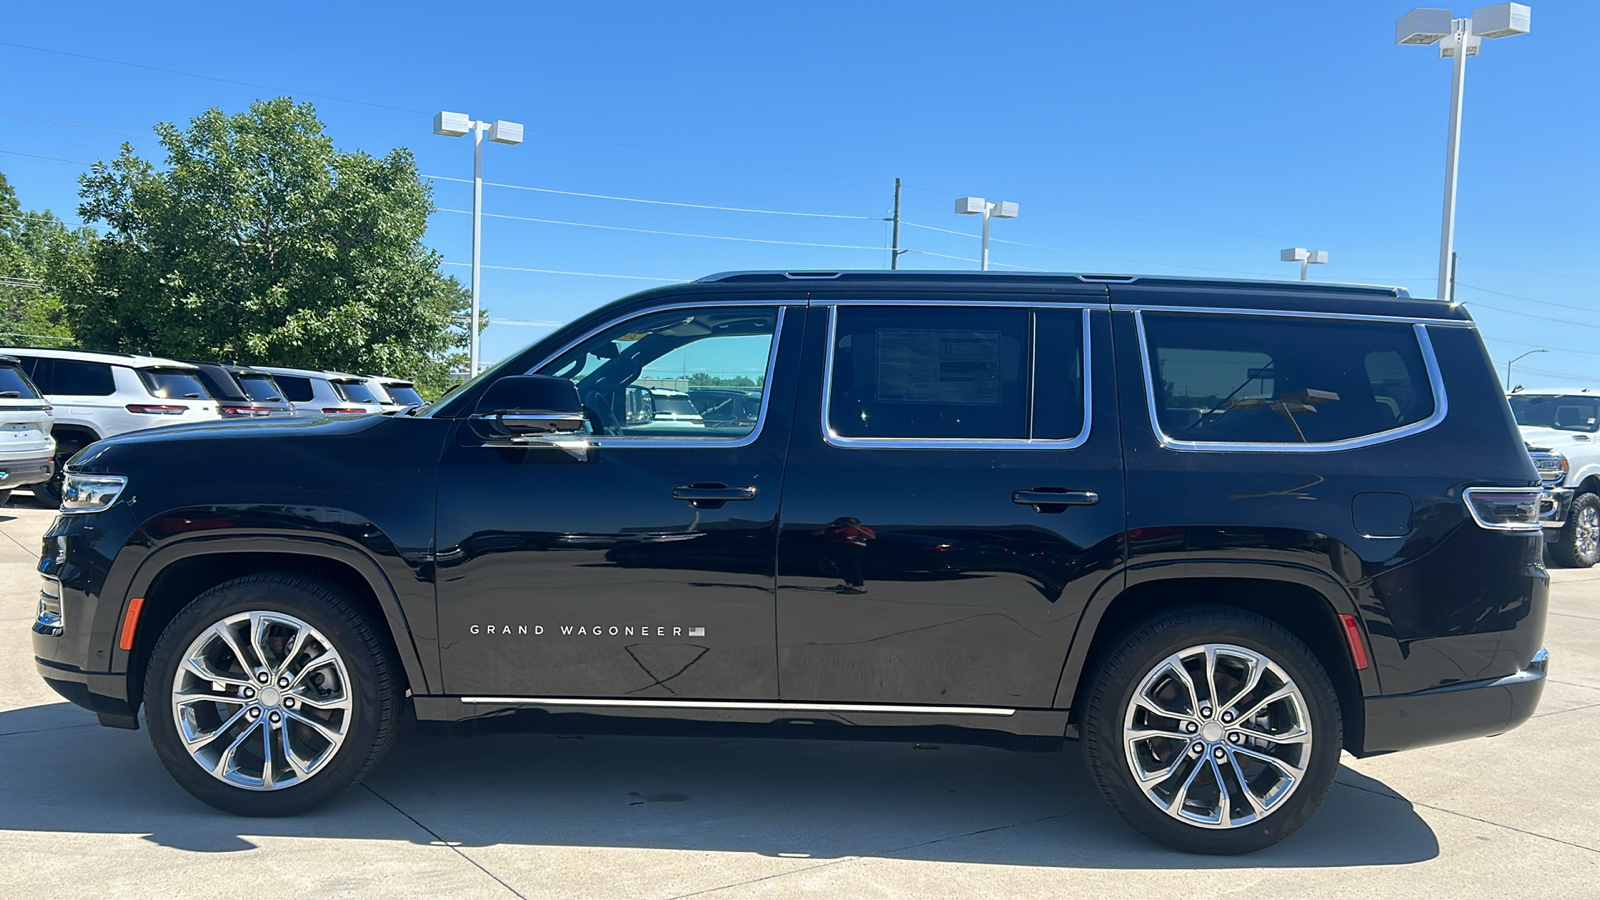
[624,385,656,425]
[472,375,587,438]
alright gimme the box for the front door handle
[1013,488,1099,513]
[673,483,757,509]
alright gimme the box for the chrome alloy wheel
[1578,506,1599,559]
[170,611,353,791]
[1122,643,1312,829]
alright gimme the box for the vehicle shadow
[0,702,1439,868]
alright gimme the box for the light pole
[955,197,1019,271]
[1396,4,1531,302]
[433,111,525,375]
[1280,247,1329,281]
[1506,348,1546,386]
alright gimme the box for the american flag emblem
[688,626,706,637]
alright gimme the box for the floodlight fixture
[954,196,1020,270]
[1395,5,1530,302]
[1281,247,1328,281]
[488,120,524,145]
[433,111,471,137]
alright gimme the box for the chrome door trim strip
[1135,311,1450,453]
[820,305,1095,451]
[459,697,1017,716]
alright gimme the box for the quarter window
[32,359,116,396]
[273,375,315,403]
[536,306,779,439]
[1143,312,1436,445]
[826,306,1086,442]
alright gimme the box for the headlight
[60,473,128,514]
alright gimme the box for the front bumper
[0,455,54,489]
[1360,648,1547,755]
[35,657,139,729]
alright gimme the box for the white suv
[250,366,385,416]
[0,348,219,503]
[0,355,55,506]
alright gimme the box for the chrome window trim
[524,302,795,450]
[460,697,1015,717]
[1113,303,1474,328]
[1136,310,1450,453]
[821,304,1094,451]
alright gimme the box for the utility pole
[890,178,903,270]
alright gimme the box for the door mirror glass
[624,386,656,425]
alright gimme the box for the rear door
[774,292,1125,708]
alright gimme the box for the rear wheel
[1552,492,1600,568]
[0,489,10,506]
[143,573,402,815]
[1081,606,1342,854]
[32,440,83,507]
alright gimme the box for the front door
[775,296,1124,708]
[436,300,803,699]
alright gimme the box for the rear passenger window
[1142,312,1435,445]
[274,376,315,403]
[826,306,1085,442]
[44,359,116,396]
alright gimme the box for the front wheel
[1552,492,1600,568]
[143,573,403,815]
[1081,606,1342,854]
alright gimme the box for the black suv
[32,272,1548,854]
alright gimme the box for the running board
[459,697,1016,716]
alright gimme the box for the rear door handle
[1013,489,1099,513]
[673,483,757,509]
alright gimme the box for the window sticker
[875,329,1001,406]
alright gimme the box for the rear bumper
[1360,648,1547,755]
[0,455,54,489]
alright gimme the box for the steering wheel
[584,389,624,435]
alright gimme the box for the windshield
[1510,394,1600,433]
[0,365,41,400]
[332,380,379,404]
[385,384,424,405]
[238,374,284,402]
[139,368,210,400]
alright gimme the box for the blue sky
[3,1,1596,386]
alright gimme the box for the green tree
[0,171,83,347]
[52,98,471,395]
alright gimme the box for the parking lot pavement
[2,500,1597,899]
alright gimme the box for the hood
[73,414,388,468]
[1518,425,1597,450]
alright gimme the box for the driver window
[536,306,778,439]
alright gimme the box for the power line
[0,111,156,139]
[441,261,683,282]
[1515,363,1598,382]
[1458,282,1600,314]
[1465,300,1600,330]
[1481,335,1600,359]
[424,174,881,221]
[902,220,1283,278]
[433,207,889,251]
[0,149,93,165]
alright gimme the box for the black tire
[0,489,11,506]
[143,572,403,816]
[1552,492,1600,568]
[1081,606,1342,855]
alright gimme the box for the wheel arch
[116,537,430,716]
[1057,563,1373,754]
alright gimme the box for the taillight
[1463,487,1543,532]
[221,406,275,417]
[322,407,366,414]
[126,404,187,415]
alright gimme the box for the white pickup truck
[1509,389,1600,567]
